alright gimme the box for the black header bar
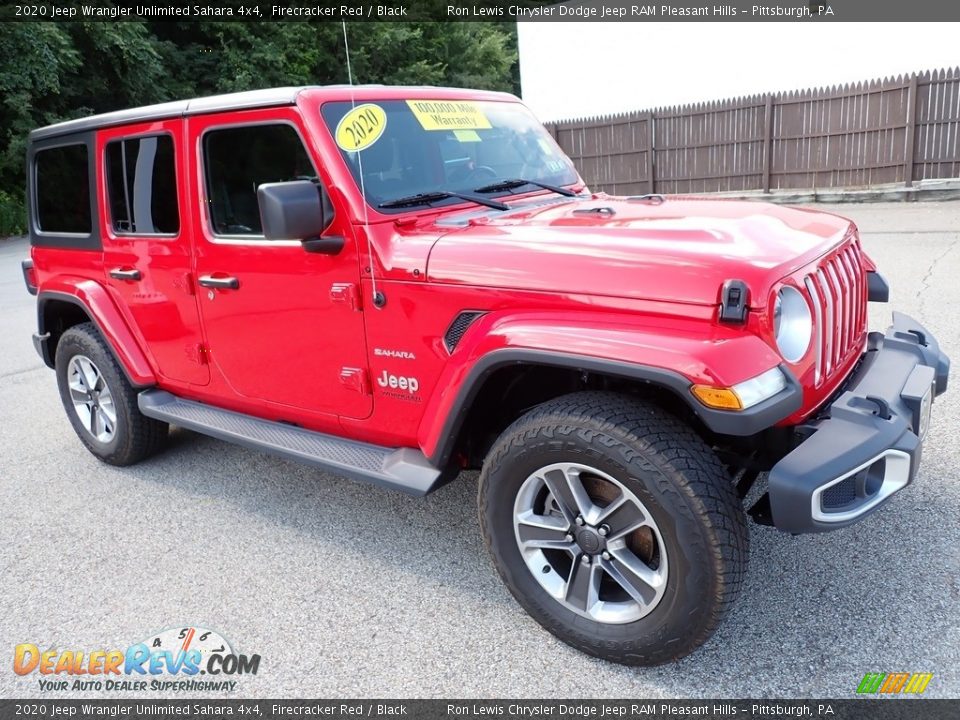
[3,0,960,22]
[1,700,959,720]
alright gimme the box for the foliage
[0,20,519,237]
[0,190,26,236]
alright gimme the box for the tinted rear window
[35,144,91,234]
[106,135,179,235]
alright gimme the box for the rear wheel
[478,391,748,665]
[55,323,167,466]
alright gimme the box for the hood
[425,196,853,308]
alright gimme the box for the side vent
[444,311,486,353]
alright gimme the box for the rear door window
[105,135,179,235]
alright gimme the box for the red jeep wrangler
[22,86,949,665]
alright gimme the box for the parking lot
[1,201,958,699]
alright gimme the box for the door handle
[109,267,141,281]
[198,275,240,290]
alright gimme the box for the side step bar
[138,390,445,496]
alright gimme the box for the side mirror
[256,180,343,254]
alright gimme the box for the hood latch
[719,279,749,323]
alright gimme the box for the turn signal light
[690,385,743,410]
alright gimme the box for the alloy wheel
[67,355,117,443]
[512,462,668,624]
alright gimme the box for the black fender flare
[428,349,801,469]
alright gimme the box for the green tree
[0,23,79,233]
[0,20,519,236]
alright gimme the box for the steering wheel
[468,165,498,180]
[448,163,499,184]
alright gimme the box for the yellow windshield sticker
[335,104,387,152]
[406,100,492,131]
[453,129,482,143]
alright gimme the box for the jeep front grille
[802,241,867,387]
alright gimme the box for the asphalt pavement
[1,201,958,699]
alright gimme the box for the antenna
[342,21,385,309]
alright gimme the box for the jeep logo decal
[377,370,419,395]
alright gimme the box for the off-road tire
[55,322,168,466]
[478,391,749,665]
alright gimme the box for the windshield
[320,99,579,211]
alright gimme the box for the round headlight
[774,286,812,363]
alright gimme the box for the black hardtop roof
[29,85,373,141]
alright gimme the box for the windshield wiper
[473,178,578,197]
[377,191,509,211]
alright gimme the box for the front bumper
[768,312,949,534]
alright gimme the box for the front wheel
[478,392,748,665]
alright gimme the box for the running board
[138,390,444,496]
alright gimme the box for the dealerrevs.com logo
[13,626,260,693]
